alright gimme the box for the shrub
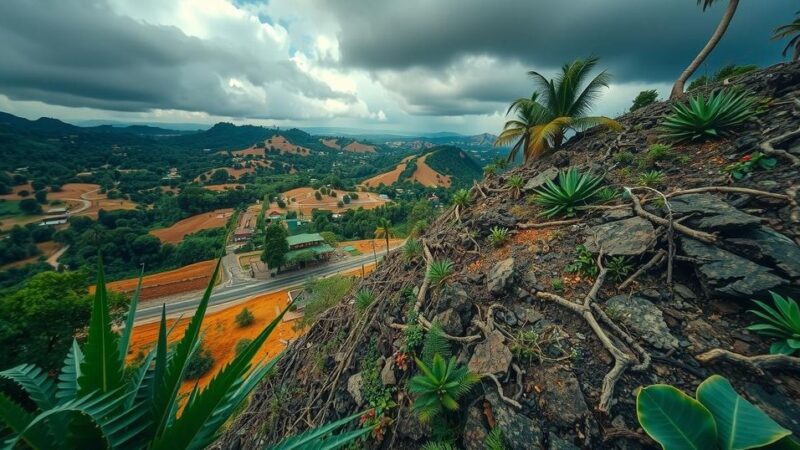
[725,152,777,180]
[747,292,800,355]
[660,89,757,143]
[427,259,455,290]
[637,375,795,449]
[533,168,604,218]
[551,278,564,292]
[235,307,255,327]
[613,151,636,165]
[483,164,497,177]
[566,245,598,277]
[637,144,675,169]
[487,226,510,248]
[451,189,471,208]
[410,354,479,422]
[354,288,375,314]
[184,345,215,380]
[638,170,665,187]
[403,238,423,261]
[235,338,253,356]
[630,89,658,111]
[505,174,524,199]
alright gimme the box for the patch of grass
[638,170,665,187]
[234,307,254,327]
[354,288,375,314]
[299,275,355,327]
[0,200,22,217]
[613,151,636,165]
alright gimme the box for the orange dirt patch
[344,141,376,153]
[0,183,34,200]
[104,259,218,301]
[232,146,266,157]
[361,155,415,188]
[150,209,233,244]
[279,187,389,216]
[266,135,310,156]
[128,264,375,394]
[0,241,62,270]
[339,238,404,254]
[410,154,451,187]
[203,184,244,192]
[321,138,340,150]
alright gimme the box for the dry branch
[695,349,800,374]
[666,186,790,201]
[618,250,666,290]
[517,219,582,229]
[483,372,522,409]
[625,188,716,243]
[760,126,800,166]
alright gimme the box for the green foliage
[183,345,215,380]
[613,150,636,165]
[319,231,339,248]
[235,338,253,356]
[638,170,665,187]
[354,288,375,315]
[421,442,455,450]
[0,258,297,449]
[606,256,633,282]
[360,337,394,410]
[506,174,524,198]
[403,308,425,354]
[773,11,800,60]
[427,259,455,290]
[269,410,371,450]
[533,168,604,218]
[637,375,795,450]
[660,89,758,143]
[483,164,497,177]
[300,275,355,327]
[424,146,483,186]
[688,64,759,91]
[487,226,510,248]
[403,238,423,261]
[551,278,564,292]
[510,330,541,364]
[566,245,598,277]
[637,144,676,169]
[485,427,507,450]
[747,292,800,355]
[262,222,289,271]
[420,322,452,366]
[18,198,42,214]
[451,189,471,207]
[594,187,620,203]
[724,152,777,180]
[235,307,255,327]
[409,354,479,422]
[631,89,658,111]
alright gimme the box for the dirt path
[47,245,68,268]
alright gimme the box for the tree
[496,57,621,163]
[670,0,740,99]
[18,198,42,214]
[235,307,254,327]
[773,11,800,61]
[262,222,289,271]
[374,218,394,256]
[630,89,659,112]
[34,190,47,204]
[209,168,230,184]
[320,231,339,248]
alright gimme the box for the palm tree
[374,218,393,255]
[670,0,740,99]
[773,11,800,61]
[495,57,621,163]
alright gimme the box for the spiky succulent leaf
[660,89,757,143]
[118,267,144,364]
[534,168,604,218]
[0,364,57,411]
[270,410,369,450]
[56,340,84,403]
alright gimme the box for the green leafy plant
[484,427,507,450]
[420,323,452,366]
[487,226,510,248]
[506,174,524,199]
[613,150,636,165]
[403,238,423,261]
[724,152,778,180]
[409,354,479,422]
[594,187,620,203]
[551,278,564,292]
[533,168,604,218]
[638,170,665,187]
[427,259,455,290]
[747,292,800,355]
[451,189,471,208]
[637,375,796,450]
[0,259,306,449]
[421,442,454,450]
[403,308,425,354]
[235,307,255,327]
[271,410,372,450]
[606,256,633,282]
[637,144,675,169]
[483,164,497,177]
[354,289,375,315]
[566,245,598,277]
[660,89,758,142]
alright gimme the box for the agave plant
[354,288,375,315]
[451,189,471,208]
[487,226,510,248]
[427,259,455,290]
[483,164,497,177]
[593,187,620,203]
[638,170,665,187]
[0,260,367,449]
[637,375,796,449]
[409,354,479,422]
[403,238,423,261]
[747,292,800,355]
[533,168,604,218]
[660,89,757,142]
[505,175,524,199]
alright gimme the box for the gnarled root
[695,349,800,375]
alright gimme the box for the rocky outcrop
[584,216,656,255]
[606,295,679,350]
[487,257,516,295]
[670,194,761,232]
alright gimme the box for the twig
[695,349,800,375]
[472,181,488,199]
[517,218,582,229]
[629,187,675,290]
[760,126,800,166]
[619,250,666,290]
[625,187,716,243]
[666,186,790,201]
[511,363,525,401]
[483,373,522,409]
[388,321,482,343]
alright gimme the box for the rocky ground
[217,62,800,449]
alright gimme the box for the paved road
[134,250,385,323]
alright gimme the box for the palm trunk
[385,235,390,255]
[670,0,740,99]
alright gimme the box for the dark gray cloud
[326,0,795,83]
[0,0,351,118]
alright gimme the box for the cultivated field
[105,259,218,300]
[280,187,388,216]
[360,154,451,188]
[203,183,245,192]
[150,208,233,244]
[266,135,310,156]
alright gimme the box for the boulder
[670,194,761,232]
[606,295,679,350]
[469,211,517,238]
[488,257,516,296]
[468,330,512,374]
[524,167,559,191]
[681,238,789,299]
[584,217,656,256]
[529,366,591,427]
[462,406,489,450]
[485,391,544,449]
[512,304,544,325]
[346,372,364,406]
[726,226,800,278]
[433,308,464,336]
[380,359,396,386]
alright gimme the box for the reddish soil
[104,259,218,301]
[321,138,340,150]
[232,146,266,157]
[150,209,233,244]
[279,187,388,216]
[266,135,310,156]
[203,184,245,192]
[361,155,415,188]
[344,141,376,153]
[409,154,451,187]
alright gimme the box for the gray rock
[670,194,761,232]
[524,167,559,191]
[681,238,789,299]
[599,207,634,222]
[685,319,721,352]
[468,330,513,374]
[584,217,656,256]
[381,358,396,386]
[549,433,580,450]
[396,409,430,442]
[346,372,364,406]
[470,211,518,238]
[488,257,516,296]
[512,304,544,325]
[726,226,800,278]
[606,295,679,350]
[529,366,591,426]
[462,406,489,450]
[485,391,543,449]
[673,283,698,300]
[434,308,464,336]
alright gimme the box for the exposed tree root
[388,321,482,343]
[517,218,582,229]
[625,187,716,243]
[483,372,523,409]
[695,349,800,375]
[619,250,666,290]
[760,126,800,166]
[666,186,790,201]
[511,363,525,401]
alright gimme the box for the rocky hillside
[219,62,800,449]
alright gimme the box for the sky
[0,0,794,135]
